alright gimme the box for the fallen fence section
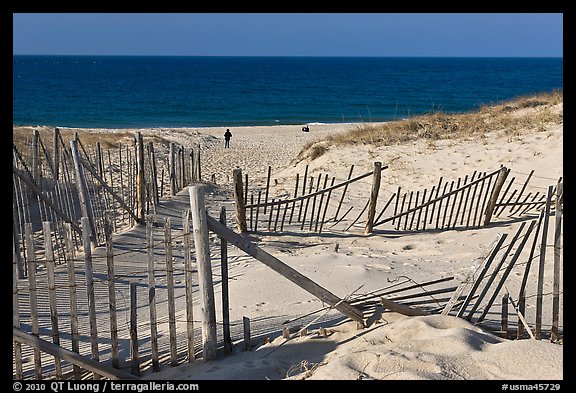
[190,185,366,333]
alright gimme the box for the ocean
[12,56,563,129]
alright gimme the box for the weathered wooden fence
[13,212,219,380]
[13,128,202,279]
[234,162,386,235]
[442,179,563,340]
[374,166,560,232]
[13,178,562,379]
[235,164,561,236]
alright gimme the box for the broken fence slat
[380,297,430,317]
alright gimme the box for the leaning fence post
[483,166,509,226]
[189,185,218,361]
[364,162,382,234]
[233,168,248,233]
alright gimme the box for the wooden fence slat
[264,165,271,214]
[393,186,401,226]
[182,210,196,362]
[535,186,553,339]
[435,183,448,229]
[220,207,233,354]
[254,191,261,233]
[289,173,300,224]
[274,198,282,232]
[301,177,314,230]
[42,222,63,378]
[130,282,140,376]
[81,217,100,379]
[104,214,120,370]
[164,218,178,366]
[233,168,248,233]
[551,181,563,342]
[442,181,454,229]
[298,165,309,222]
[63,222,81,379]
[413,190,421,230]
[146,215,160,371]
[314,174,330,232]
[461,171,477,225]
[397,193,406,230]
[447,179,460,229]
[268,198,276,231]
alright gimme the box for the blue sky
[12,13,563,57]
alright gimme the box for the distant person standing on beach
[224,128,232,148]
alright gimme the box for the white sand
[29,102,563,381]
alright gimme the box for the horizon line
[12,54,564,59]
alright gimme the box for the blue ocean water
[13,56,563,129]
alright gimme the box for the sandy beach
[12,96,563,381]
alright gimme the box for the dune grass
[12,127,171,152]
[295,90,563,162]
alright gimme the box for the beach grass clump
[296,90,562,162]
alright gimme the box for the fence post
[233,168,248,233]
[189,185,218,361]
[364,162,382,234]
[483,166,509,226]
